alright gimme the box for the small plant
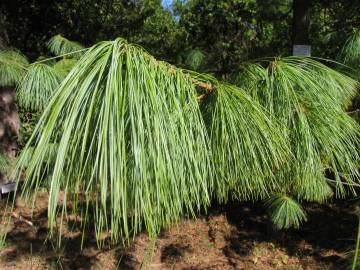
[265,194,307,229]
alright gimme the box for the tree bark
[292,0,311,56]
[0,8,20,184]
[293,0,311,44]
[0,7,9,50]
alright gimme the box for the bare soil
[0,193,357,270]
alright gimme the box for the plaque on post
[293,45,311,56]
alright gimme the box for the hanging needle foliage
[0,49,28,86]
[236,57,360,206]
[14,37,290,247]
[339,30,360,270]
[11,34,359,247]
[47,34,85,58]
[265,194,307,229]
[197,74,289,201]
[16,38,214,247]
[339,29,360,71]
[16,63,62,111]
[338,29,360,124]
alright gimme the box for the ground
[0,193,357,270]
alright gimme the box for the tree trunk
[0,7,9,50]
[0,9,20,184]
[292,0,311,56]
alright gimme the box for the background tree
[0,0,185,62]
[311,0,360,58]
[1,0,360,73]
[173,0,293,77]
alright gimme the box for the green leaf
[339,29,360,70]
[184,49,206,71]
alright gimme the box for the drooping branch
[192,79,216,101]
[192,79,215,92]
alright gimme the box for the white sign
[293,45,311,56]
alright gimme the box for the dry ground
[0,193,357,270]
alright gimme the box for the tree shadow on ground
[217,200,356,270]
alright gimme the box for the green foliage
[20,143,58,168]
[18,111,42,148]
[14,38,292,247]
[3,0,360,71]
[16,63,62,111]
[265,194,307,229]
[7,35,358,246]
[173,0,293,76]
[340,29,360,71]
[311,1,360,59]
[47,35,84,58]
[52,58,78,78]
[16,38,213,246]
[184,49,206,72]
[2,0,185,63]
[0,0,358,249]
[0,50,28,86]
[131,5,187,62]
[0,153,10,173]
[236,57,360,227]
[338,29,360,125]
[198,76,288,201]
[236,58,360,202]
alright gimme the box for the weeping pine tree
[0,35,358,248]
[13,38,290,246]
[236,57,360,228]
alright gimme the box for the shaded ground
[0,193,357,269]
